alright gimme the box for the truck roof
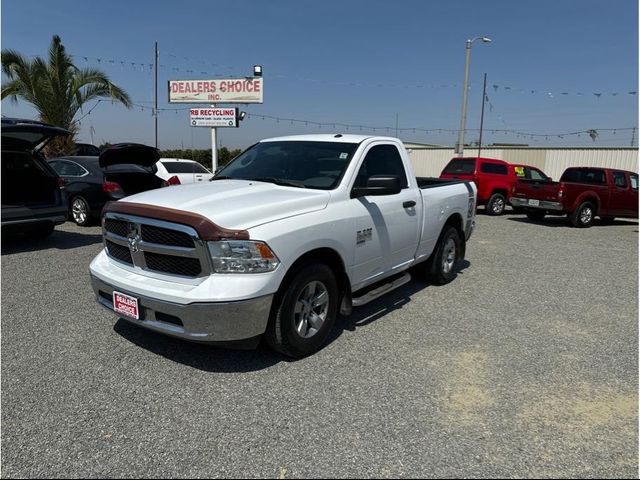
[260,134,401,144]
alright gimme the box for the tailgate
[512,179,561,202]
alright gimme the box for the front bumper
[91,274,274,343]
[509,197,563,211]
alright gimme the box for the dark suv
[1,118,69,239]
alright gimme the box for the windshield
[215,141,358,189]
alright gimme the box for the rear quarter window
[480,162,508,175]
[442,159,475,174]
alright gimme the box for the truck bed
[416,177,469,189]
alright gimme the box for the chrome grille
[141,224,194,248]
[102,212,210,278]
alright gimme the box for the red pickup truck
[440,157,550,215]
[510,167,638,227]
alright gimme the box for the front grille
[103,213,208,278]
[141,224,194,248]
[144,252,202,276]
[106,240,133,264]
[104,218,129,237]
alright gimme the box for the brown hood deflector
[103,201,249,241]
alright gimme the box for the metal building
[406,147,639,181]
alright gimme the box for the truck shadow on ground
[507,217,639,228]
[113,260,471,373]
[1,229,103,255]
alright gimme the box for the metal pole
[395,112,399,138]
[631,126,636,147]
[211,104,218,172]
[154,41,158,149]
[456,40,472,156]
[478,73,487,157]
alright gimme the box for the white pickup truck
[90,135,477,357]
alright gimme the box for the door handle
[403,201,416,208]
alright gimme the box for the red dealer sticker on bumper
[113,291,139,320]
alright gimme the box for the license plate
[528,199,540,207]
[113,291,139,320]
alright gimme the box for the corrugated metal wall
[407,147,639,180]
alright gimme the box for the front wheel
[264,263,338,358]
[486,193,506,216]
[426,226,462,285]
[570,202,595,228]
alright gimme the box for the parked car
[155,158,214,185]
[90,134,477,357]
[439,156,550,215]
[1,118,69,239]
[49,144,166,226]
[510,167,639,227]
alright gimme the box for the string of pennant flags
[74,100,635,143]
[63,53,639,98]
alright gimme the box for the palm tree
[1,35,132,155]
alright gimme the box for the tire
[70,195,92,226]
[526,210,546,221]
[570,201,595,228]
[426,226,462,285]
[486,193,506,216]
[264,263,338,358]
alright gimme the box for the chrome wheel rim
[492,198,505,214]
[442,238,456,274]
[580,206,593,224]
[294,281,329,339]
[72,198,88,224]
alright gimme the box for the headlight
[207,240,280,273]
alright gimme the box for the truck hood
[121,179,331,230]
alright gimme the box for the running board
[351,272,411,308]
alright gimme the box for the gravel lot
[2,213,638,478]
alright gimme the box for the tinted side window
[163,161,210,174]
[355,145,408,188]
[561,169,606,185]
[442,158,475,174]
[480,162,508,175]
[612,171,627,188]
[54,160,86,176]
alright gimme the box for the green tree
[1,35,131,156]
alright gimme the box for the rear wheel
[570,202,595,228]
[426,226,462,285]
[486,193,506,216]
[71,196,92,226]
[526,209,546,221]
[264,263,338,358]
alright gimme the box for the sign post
[170,77,263,172]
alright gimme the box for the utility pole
[154,41,158,149]
[478,73,487,157]
[395,113,399,138]
[631,126,636,147]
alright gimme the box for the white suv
[155,158,213,185]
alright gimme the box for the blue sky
[1,0,638,149]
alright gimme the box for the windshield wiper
[247,177,306,188]
[209,175,233,181]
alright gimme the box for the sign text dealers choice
[169,78,263,103]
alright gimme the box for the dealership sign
[169,78,263,103]
[190,108,238,127]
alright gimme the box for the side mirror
[351,175,402,198]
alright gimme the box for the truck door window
[630,174,638,191]
[355,145,408,189]
[526,168,548,181]
[480,162,507,175]
[612,171,628,188]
